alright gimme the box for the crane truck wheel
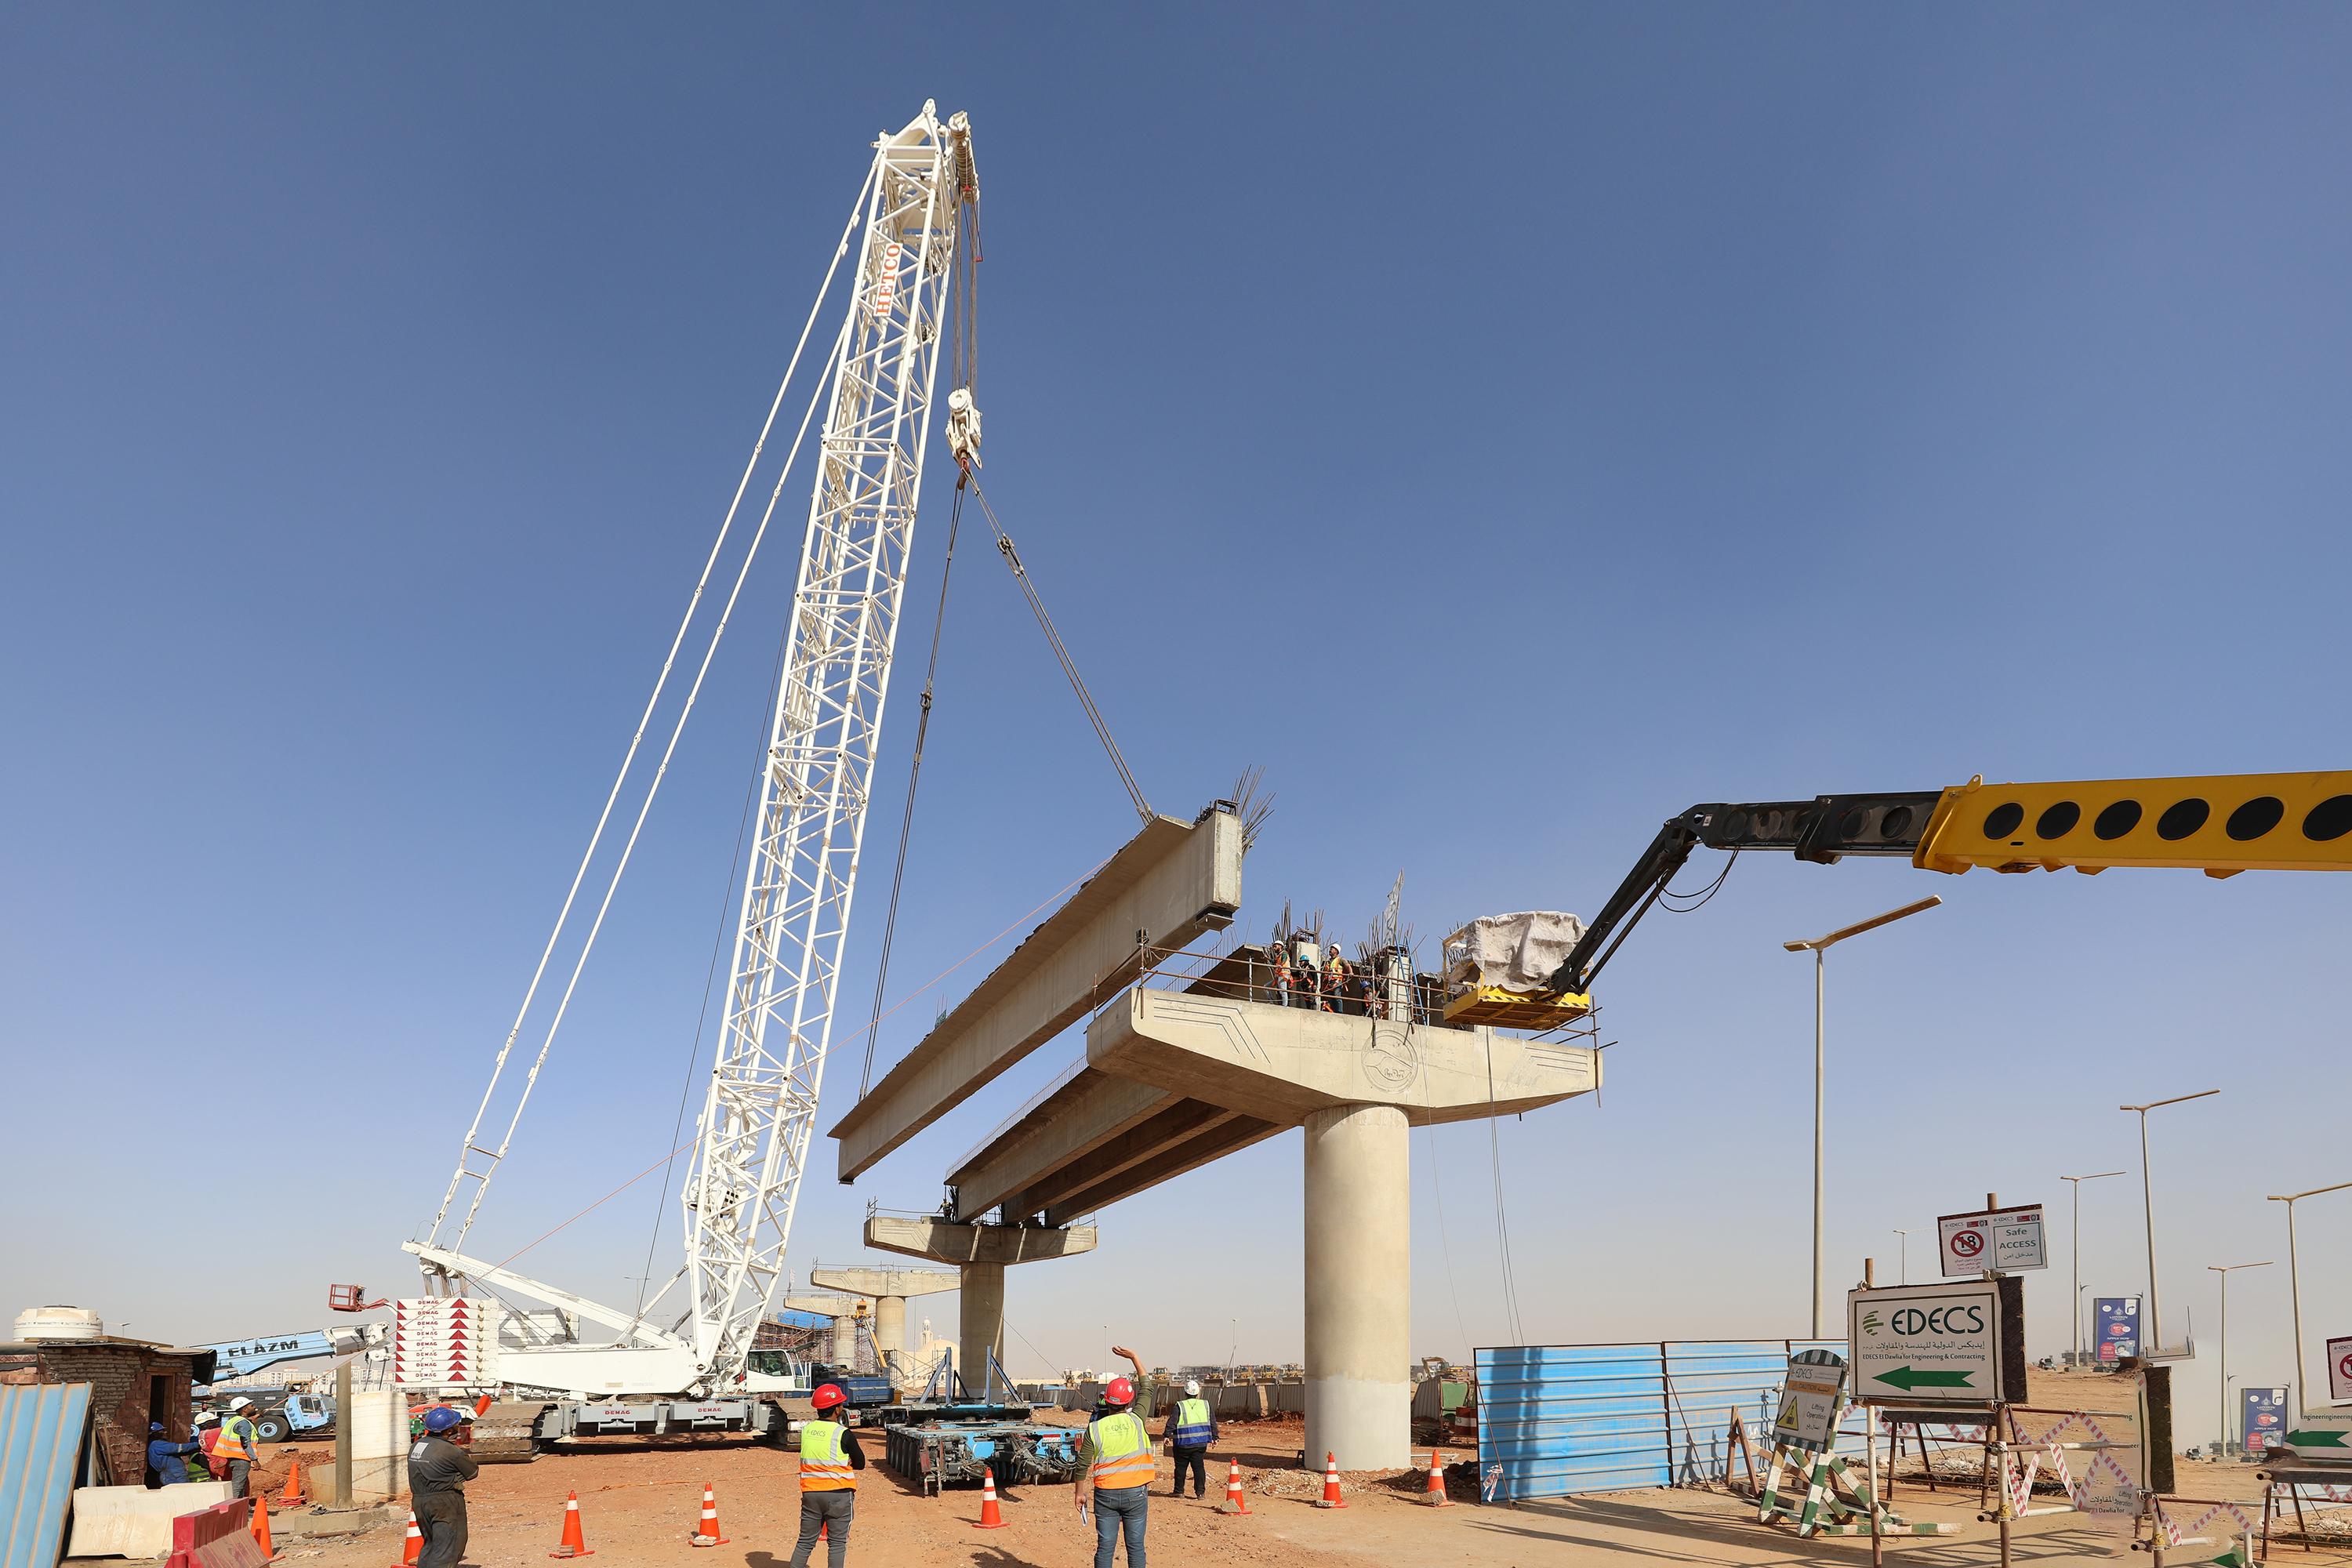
[253,1413,292,1444]
[467,1401,552,1464]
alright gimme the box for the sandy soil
[96,1380,2348,1568]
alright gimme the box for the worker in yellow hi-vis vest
[789,1384,866,1568]
[1076,1345,1153,1567]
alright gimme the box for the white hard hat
[1184,1378,1200,1396]
[228,1396,254,1411]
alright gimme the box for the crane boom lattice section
[682,105,972,1384]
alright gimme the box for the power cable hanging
[963,474,1152,825]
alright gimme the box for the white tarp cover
[1445,911,1588,993]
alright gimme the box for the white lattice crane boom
[681,103,973,1385]
[401,102,977,1410]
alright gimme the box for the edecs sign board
[1847,1277,2026,1406]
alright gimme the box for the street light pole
[2267,1179,2352,1416]
[2061,1171,2125,1368]
[2208,1262,2272,1454]
[2120,1090,2220,1356]
[1785,895,1942,1338]
[1893,1229,1909,1286]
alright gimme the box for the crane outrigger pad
[1441,985,1592,1031]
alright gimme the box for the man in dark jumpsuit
[407,1405,478,1568]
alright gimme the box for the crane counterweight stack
[399,102,978,1454]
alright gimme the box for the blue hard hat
[150,1421,166,1433]
[423,1406,464,1432]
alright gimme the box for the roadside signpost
[2092,1296,2141,1363]
[1848,1279,2021,1405]
[1937,1204,2047,1276]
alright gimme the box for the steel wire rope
[1414,993,1477,1365]
[857,469,971,1098]
[425,168,878,1250]
[962,476,1152,824]
[439,278,865,1258]
[1483,1031,1528,1346]
[627,598,800,1331]
[476,865,1105,1277]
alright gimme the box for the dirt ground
[98,1379,2350,1568]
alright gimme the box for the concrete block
[67,1481,232,1558]
[344,1387,408,1504]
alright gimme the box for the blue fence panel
[0,1383,91,1568]
[1476,1344,1670,1502]
[1479,1338,1860,1503]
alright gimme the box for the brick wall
[0,1343,194,1484]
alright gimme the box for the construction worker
[147,1421,202,1486]
[789,1383,866,1568]
[407,1406,477,1568]
[1076,1345,1152,1567]
[1161,1378,1218,1499]
[1268,938,1294,1007]
[1324,946,1349,1015]
[1291,932,1322,1011]
[215,1397,261,1497]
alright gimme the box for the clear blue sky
[5,8,2347,1443]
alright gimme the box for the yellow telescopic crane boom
[1538,771,2352,1004]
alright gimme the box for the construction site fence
[1478,1339,1860,1503]
[1056,1378,1306,1418]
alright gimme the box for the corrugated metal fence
[1,1383,92,1568]
[1476,1339,1857,1503]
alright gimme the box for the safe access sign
[1849,1279,2005,1405]
[1938,1204,2047,1276]
[2330,1334,2352,1406]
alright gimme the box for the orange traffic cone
[391,1508,423,1566]
[1316,1451,1346,1509]
[1425,1450,1451,1506]
[276,1454,305,1507]
[1222,1457,1250,1515]
[250,1494,278,1560]
[549,1489,593,1557]
[474,1393,495,1417]
[975,1465,1008,1529]
[689,1482,730,1547]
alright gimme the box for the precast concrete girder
[1041,1112,1282,1228]
[1004,1098,1243,1218]
[829,805,1243,1181]
[947,1068,1178,1219]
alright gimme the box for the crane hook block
[946,387,982,468]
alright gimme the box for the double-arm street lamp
[2061,1171,2126,1367]
[2267,1179,2352,1415]
[2120,1089,2220,1358]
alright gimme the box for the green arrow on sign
[1873,1366,1976,1392]
[2281,1428,2349,1448]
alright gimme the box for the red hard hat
[811,1383,847,1411]
[1105,1376,1135,1406]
